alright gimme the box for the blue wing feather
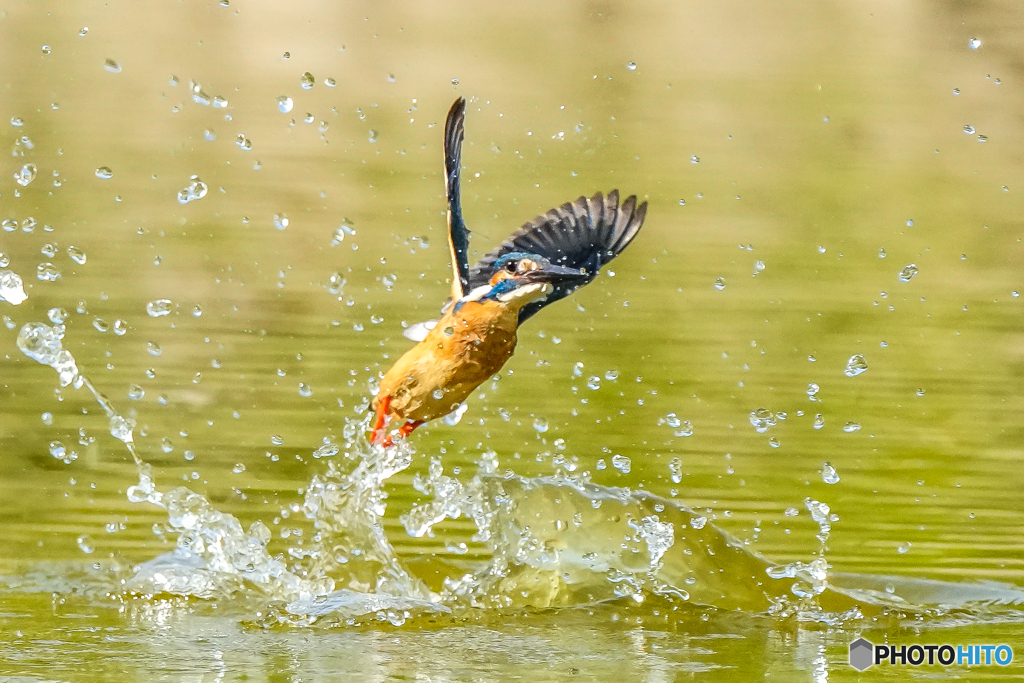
[468,191,647,323]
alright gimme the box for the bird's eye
[504,260,518,273]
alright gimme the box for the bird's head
[484,252,589,307]
[460,251,589,309]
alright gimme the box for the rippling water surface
[1,1,1023,680]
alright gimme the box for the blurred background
[0,0,1022,677]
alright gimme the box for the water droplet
[146,341,162,356]
[204,129,216,141]
[103,59,121,73]
[14,163,36,186]
[36,263,60,281]
[298,382,312,397]
[128,384,145,400]
[109,415,135,444]
[714,277,725,290]
[611,454,631,473]
[49,440,66,459]
[690,516,707,529]
[897,541,911,554]
[969,37,981,50]
[604,369,619,381]
[898,264,917,283]
[533,417,548,433]
[663,456,683,484]
[67,245,87,265]
[79,26,88,36]
[177,175,208,204]
[77,535,95,554]
[675,420,693,437]
[0,270,27,305]
[752,260,766,276]
[41,243,57,258]
[368,129,378,143]
[300,72,315,89]
[277,96,294,113]
[813,414,824,430]
[274,213,289,230]
[235,135,252,150]
[325,77,337,87]
[690,154,699,164]
[586,376,601,390]
[843,421,861,433]
[916,387,925,397]
[232,462,246,473]
[749,408,776,433]
[626,61,637,71]
[821,462,840,484]
[977,134,988,143]
[769,437,780,448]
[963,125,975,134]
[844,354,868,377]
[444,402,468,425]
[878,248,886,258]
[146,299,172,317]
[806,382,820,400]
[92,318,109,333]
[190,81,211,106]
[95,166,113,179]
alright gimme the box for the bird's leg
[370,395,391,446]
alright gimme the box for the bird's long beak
[524,263,590,284]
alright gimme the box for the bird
[370,97,647,447]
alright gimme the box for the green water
[1,0,1023,680]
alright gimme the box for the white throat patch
[496,281,553,303]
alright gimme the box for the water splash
[12,318,1024,629]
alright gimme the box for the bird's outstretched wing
[468,190,647,322]
[444,97,471,301]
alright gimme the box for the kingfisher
[370,97,647,447]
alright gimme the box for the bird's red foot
[379,420,424,448]
[370,396,425,447]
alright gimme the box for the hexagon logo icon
[849,637,874,671]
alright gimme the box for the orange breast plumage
[374,299,519,423]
